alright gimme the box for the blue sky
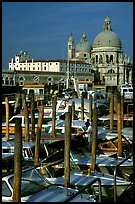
[2,2,133,69]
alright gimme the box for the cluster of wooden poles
[4,90,124,202]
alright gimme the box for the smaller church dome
[76,33,92,53]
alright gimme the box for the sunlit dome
[93,16,122,48]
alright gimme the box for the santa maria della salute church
[68,16,133,87]
[2,16,133,91]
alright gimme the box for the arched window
[96,55,98,63]
[10,77,14,85]
[106,55,109,63]
[99,55,103,63]
[5,77,9,85]
[19,76,25,85]
[110,55,113,62]
[47,77,53,86]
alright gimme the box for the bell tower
[68,32,75,60]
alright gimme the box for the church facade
[68,16,133,88]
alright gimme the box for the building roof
[11,59,90,65]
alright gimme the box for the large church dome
[93,16,122,48]
[76,33,92,52]
[93,31,122,48]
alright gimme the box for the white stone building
[8,54,94,86]
[9,56,92,75]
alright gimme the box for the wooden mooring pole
[14,93,21,114]
[72,101,75,120]
[68,105,72,128]
[117,92,123,157]
[91,103,98,172]
[52,95,57,138]
[5,96,9,141]
[121,95,124,129]
[34,104,44,166]
[22,92,29,142]
[13,118,22,202]
[30,92,35,137]
[64,111,71,188]
[89,94,92,123]
[81,95,84,120]
[110,92,114,131]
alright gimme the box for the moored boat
[41,139,133,180]
[2,166,100,202]
[37,153,132,201]
[2,113,52,135]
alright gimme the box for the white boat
[38,154,132,201]
[2,166,99,202]
[73,171,132,199]
[70,150,133,180]
[2,113,52,135]
[42,139,133,180]
[2,140,35,159]
[2,140,50,165]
